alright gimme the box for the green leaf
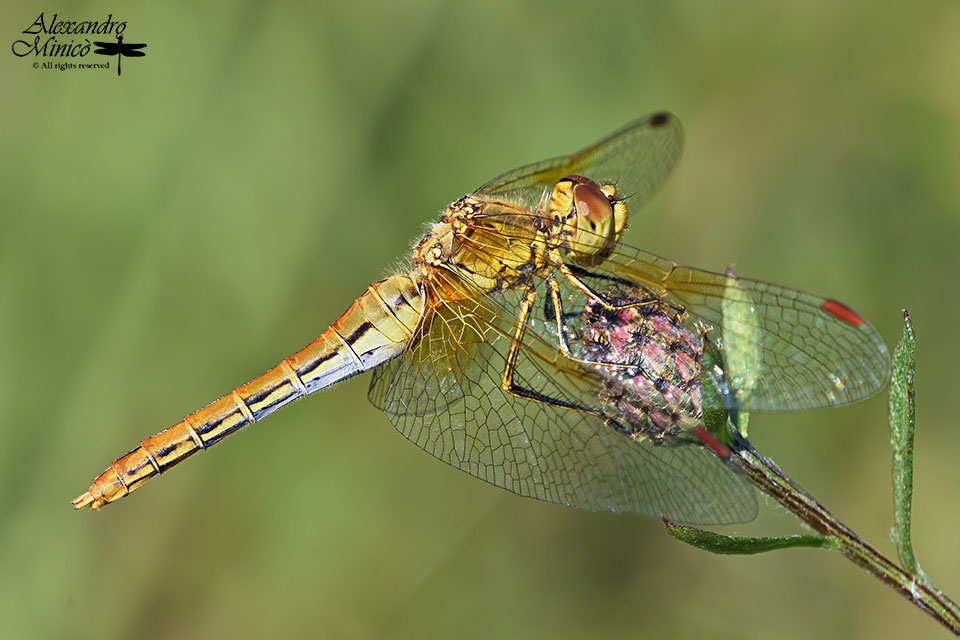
[663,519,837,554]
[721,268,761,437]
[889,310,929,584]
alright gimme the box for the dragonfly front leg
[557,262,681,314]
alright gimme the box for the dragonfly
[92,35,146,76]
[72,112,890,524]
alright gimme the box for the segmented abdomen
[72,275,423,510]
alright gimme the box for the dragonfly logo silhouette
[92,35,146,76]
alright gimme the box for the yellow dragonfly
[73,112,890,524]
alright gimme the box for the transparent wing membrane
[592,247,890,411]
[370,276,757,523]
[478,112,684,212]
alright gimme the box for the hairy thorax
[411,195,553,300]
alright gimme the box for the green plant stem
[730,433,960,636]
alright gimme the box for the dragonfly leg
[555,262,662,311]
[556,262,687,317]
[543,275,655,378]
[500,285,636,436]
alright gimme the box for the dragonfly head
[552,175,627,267]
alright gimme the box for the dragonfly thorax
[412,220,455,276]
[411,195,550,294]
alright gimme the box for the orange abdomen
[72,275,422,510]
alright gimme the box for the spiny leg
[557,262,689,318]
[556,263,664,312]
[500,285,636,436]
[543,275,655,379]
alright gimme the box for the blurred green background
[2,1,959,638]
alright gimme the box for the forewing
[369,272,756,524]
[582,244,890,412]
[476,112,684,213]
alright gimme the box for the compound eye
[573,180,613,229]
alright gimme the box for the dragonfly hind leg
[499,285,636,437]
[542,275,657,381]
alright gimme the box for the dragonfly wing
[476,112,684,213]
[577,244,891,412]
[369,275,756,524]
[368,302,472,420]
